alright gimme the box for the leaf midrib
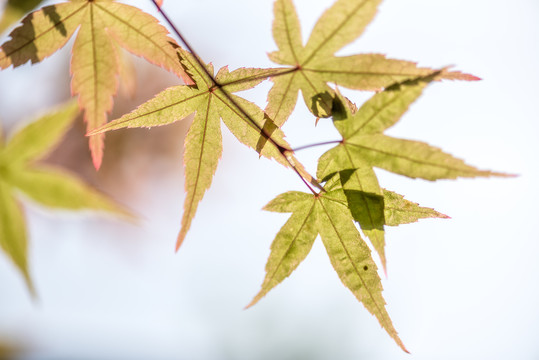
[89,4,99,127]
[270,72,296,123]
[213,91,288,160]
[102,90,206,130]
[95,3,179,71]
[318,198,386,319]
[345,140,485,176]
[265,200,316,288]
[301,0,369,66]
[182,95,214,235]
[343,145,378,231]
[281,0,299,65]
[344,89,405,139]
[302,67,428,78]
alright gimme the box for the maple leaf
[90,50,317,250]
[265,0,478,126]
[0,0,44,34]
[0,0,191,169]
[0,101,131,293]
[317,75,507,270]
[247,189,408,352]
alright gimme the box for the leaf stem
[292,140,341,152]
[150,0,323,194]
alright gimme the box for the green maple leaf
[317,75,507,270]
[0,0,192,169]
[265,0,478,126]
[0,101,131,293]
[247,189,408,352]
[0,0,44,34]
[90,50,317,250]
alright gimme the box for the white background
[0,0,538,359]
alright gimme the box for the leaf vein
[318,199,385,316]
[281,0,299,64]
[346,141,479,174]
[94,3,181,73]
[343,145,378,230]
[272,72,296,123]
[183,95,213,232]
[266,200,316,287]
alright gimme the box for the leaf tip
[243,300,256,310]
[92,157,102,171]
[91,148,103,170]
[175,231,186,252]
[391,332,410,354]
[24,274,38,301]
[439,68,481,82]
[379,252,388,277]
[493,171,519,178]
[245,292,264,310]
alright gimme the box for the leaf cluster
[0,0,509,351]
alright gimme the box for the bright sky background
[0,0,538,359]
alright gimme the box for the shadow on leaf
[1,5,67,66]
[310,91,335,119]
[256,113,279,154]
[339,169,385,231]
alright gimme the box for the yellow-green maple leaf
[266,0,478,126]
[91,50,316,250]
[248,189,408,353]
[317,75,508,270]
[0,0,191,169]
[0,101,131,293]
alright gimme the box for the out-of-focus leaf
[0,101,132,294]
[0,0,44,34]
[0,180,32,293]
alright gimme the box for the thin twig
[150,0,323,194]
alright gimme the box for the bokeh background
[0,0,538,359]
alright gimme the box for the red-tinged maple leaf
[0,0,192,169]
